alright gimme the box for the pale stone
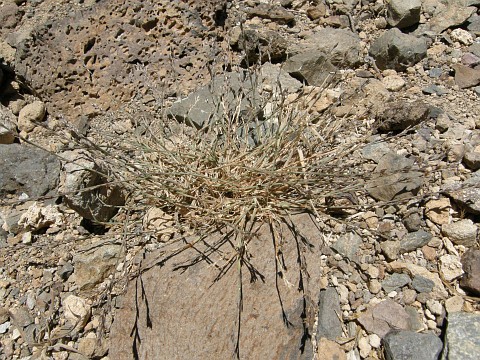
[450,28,474,46]
[63,295,91,330]
[445,296,464,313]
[18,101,46,133]
[425,198,451,225]
[382,75,405,91]
[439,254,464,281]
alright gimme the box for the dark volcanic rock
[316,287,343,341]
[109,214,324,359]
[0,144,60,198]
[383,330,443,360]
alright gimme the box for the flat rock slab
[0,144,60,198]
[109,213,325,359]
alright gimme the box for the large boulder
[369,28,427,71]
[109,213,325,359]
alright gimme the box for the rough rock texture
[60,150,125,222]
[441,219,478,247]
[386,0,421,29]
[14,0,230,118]
[442,312,480,360]
[0,144,60,197]
[444,174,480,214]
[383,330,443,360]
[316,287,343,341]
[460,248,480,296]
[73,240,123,290]
[0,105,17,144]
[374,100,430,133]
[17,100,45,133]
[369,29,427,71]
[109,214,323,359]
[367,152,423,201]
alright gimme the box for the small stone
[428,68,443,78]
[357,299,410,337]
[444,296,464,313]
[422,84,448,96]
[439,254,464,281]
[358,336,372,358]
[386,0,421,29]
[63,295,91,330]
[464,151,480,171]
[331,233,363,264]
[412,275,435,294]
[403,211,422,232]
[317,287,343,341]
[369,334,381,349]
[450,29,474,46]
[460,247,480,296]
[426,299,443,316]
[422,245,437,261]
[383,330,443,360]
[0,321,10,334]
[18,101,46,133]
[399,230,432,254]
[317,338,346,360]
[382,75,405,91]
[441,219,478,246]
[366,265,380,279]
[369,279,382,294]
[425,198,451,225]
[402,289,417,305]
[382,273,411,293]
[453,64,480,89]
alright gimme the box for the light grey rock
[460,248,480,296]
[381,241,400,261]
[386,0,421,29]
[367,152,423,201]
[0,105,17,144]
[0,144,60,197]
[331,232,363,264]
[382,273,411,293]
[422,84,448,96]
[412,275,435,293]
[73,240,123,290]
[441,219,478,247]
[259,62,303,94]
[399,230,432,254]
[383,330,443,360]
[469,43,480,58]
[425,0,477,34]
[442,312,480,360]
[369,28,427,71]
[168,71,261,129]
[361,141,391,163]
[60,149,125,222]
[317,287,343,341]
[283,50,337,86]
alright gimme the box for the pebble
[358,336,372,358]
[382,75,405,91]
[450,28,474,45]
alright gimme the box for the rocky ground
[1,0,480,359]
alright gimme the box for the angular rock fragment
[316,287,343,341]
[443,175,480,215]
[453,64,480,89]
[369,29,427,71]
[374,99,429,133]
[441,219,478,247]
[60,149,125,222]
[0,105,17,144]
[358,299,411,338]
[386,0,421,29]
[246,4,295,25]
[73,240,123,290]
[383,330,443,360]
[460,248,480,296]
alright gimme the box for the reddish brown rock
[453,64,480,89]
[109,214,324,359]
